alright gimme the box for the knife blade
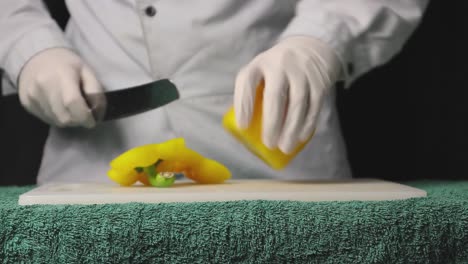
[83,79,179,122]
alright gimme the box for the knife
[82,78,179,122]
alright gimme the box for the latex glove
[234,36,341,154]
[18,48,103,128]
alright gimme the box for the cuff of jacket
[278,15,357,88]
[3,26,72,87]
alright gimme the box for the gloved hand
[234,36,342,154]
[18,48,103,128]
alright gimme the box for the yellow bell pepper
[222,81,314,170]
[107,138,231,186]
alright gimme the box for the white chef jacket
[0,1,428,184]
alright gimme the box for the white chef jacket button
[145,6,157,17]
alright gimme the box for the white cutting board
[18,179,427,205]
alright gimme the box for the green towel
[0,181,467,263]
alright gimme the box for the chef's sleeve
[280,0,430,87]
[0,1,72,86]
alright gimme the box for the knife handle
[80,86,107,123]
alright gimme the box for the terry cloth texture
[0,181,467,264]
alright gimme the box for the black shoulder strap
[43,0,70,30]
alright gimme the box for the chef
[0,1,428,184]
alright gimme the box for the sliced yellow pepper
[223,81,314,170]
[107,138,231,186]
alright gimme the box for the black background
[1,0,467,186]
